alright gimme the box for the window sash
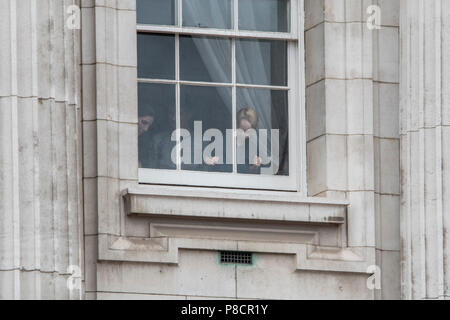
[137,0,298,40]
[136,0,301,191]
[138,167,298,191]
[137,24,297,41]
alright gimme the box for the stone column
[305,0,401,299]
[0,0,83,299]
[399,0,450,300]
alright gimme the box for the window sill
[101,185,374,274]
[122,185,348,225]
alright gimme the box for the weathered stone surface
[399,0,450,300]
[0,0,83,300]
[305,0,401,299]
[4,0,448,301]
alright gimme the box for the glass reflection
[239,0,290,32]
[180,85,233,173]
[236,39,287,86]
[183,0,233,29]
[137,0,177,26]
[180,36,232,83]
[138,33,175,80]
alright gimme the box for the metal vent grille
[220,251,252,265]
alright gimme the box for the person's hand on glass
[205,156,220,166]
[252,155,262,167]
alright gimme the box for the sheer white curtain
[235,41,272,131]
[183,0,272,131]
[182,0,281,174]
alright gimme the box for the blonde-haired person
[237,106,258,132]
[236,107,263,173]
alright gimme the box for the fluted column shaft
[0,0,83,299]
[400,0,450,300]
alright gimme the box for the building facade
[0,0,448,300]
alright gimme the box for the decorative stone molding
[99,233,374,274]
[96,187,374,274]
[123,186,348,224]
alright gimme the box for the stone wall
[305,0,401,299]
[0,0,417,300]
[80,0,139,300]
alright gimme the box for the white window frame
[136,0,305,192]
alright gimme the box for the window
[137,0,302,191]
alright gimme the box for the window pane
[180,85,233,173]
[138,33,175,80]
[137,0,177,25]
[236,39,287,86]
[183,0,233,29]
[180,36,232,83]
[138,83,177,170]
[239,0,290,32]
[236,88,289,176]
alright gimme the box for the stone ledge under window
[101,186,374,274]
[122,186,349,225]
